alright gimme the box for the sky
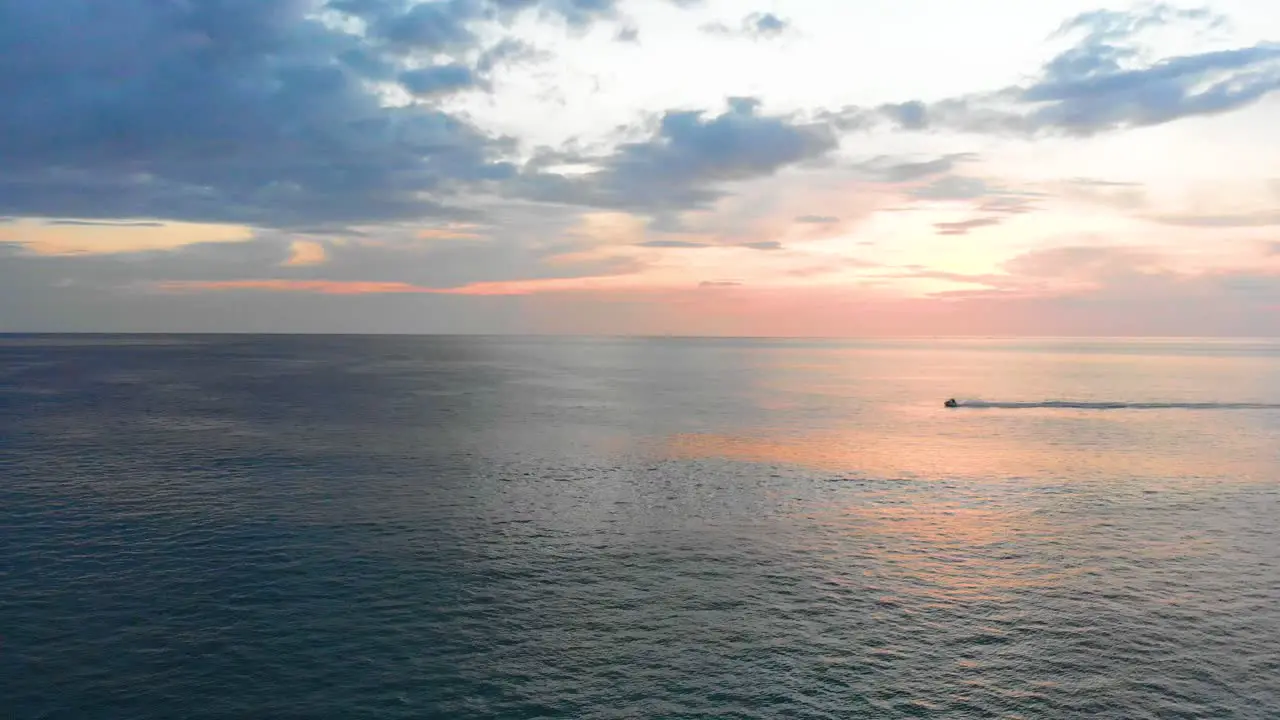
[3,0,1280,336]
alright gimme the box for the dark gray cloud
[346,0,634,43]
[0,0,690,229]
[519,97,838,211]
[476,37,550,72]
[0,0,500,227]
[702,12,792,39]
[364,0,480,51]
[399,63,483,96]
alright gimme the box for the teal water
[3,335,1278,718]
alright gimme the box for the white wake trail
[950,400,1280,410]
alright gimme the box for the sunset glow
[3,0,1280,334]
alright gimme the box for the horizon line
[3,331,1280,342]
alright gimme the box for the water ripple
[4,336,1279,719]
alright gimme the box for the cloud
[282,240,328,267]
[900,244,1280,336]
[699,280,742,287]
[418,225,487,240]
[1145,210,1280,227]
[160,280,443,295]
[1066,177,1143,187]
[4,2,1279,335]
[519,97,838,212]
[363,1,481,51]
[399,63,483,96]
[846,4,1280,138]
[477,38,551,72]
[0,0,698,230]
[910,176,992,201]
[856,153,980,183]
[786,257,881,278]
[348,0,658,44]
[43,220,167,228]
[906,174,1045,216]
[1002,245,1165,280]
[638,240,709,248]
[636,238,782,250]
[0,219,255,255]
[739,240,783,251]
[874,245,1174,299]
[0,1,1261,238]
[1051,177,1148,212]
[977,196,1039,215]
[744,12,791,38]
[0,203,643,294]
[0,0,525,228]
[159,273,650,297]
[880,101,929,130]
[0,214,656,332]
[934,217,1004,235]
[702,12,793,39]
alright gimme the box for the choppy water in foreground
[3,335,1279,719]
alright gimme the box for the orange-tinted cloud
[0,219,254,255]
[417,225,486,240]
[158,280,440,295]
[281,240,327,267]
[155,273,663,296]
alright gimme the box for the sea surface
[3,334,1279,719]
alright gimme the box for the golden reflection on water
[842,503,1060,605]
[647,338,1280,486]
[660,416,1274,483]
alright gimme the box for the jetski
[944,398,957,408]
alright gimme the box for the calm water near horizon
[3,334,1278,718]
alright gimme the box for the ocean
[3,334,1278,719]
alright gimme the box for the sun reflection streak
[659,426,1265,481]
